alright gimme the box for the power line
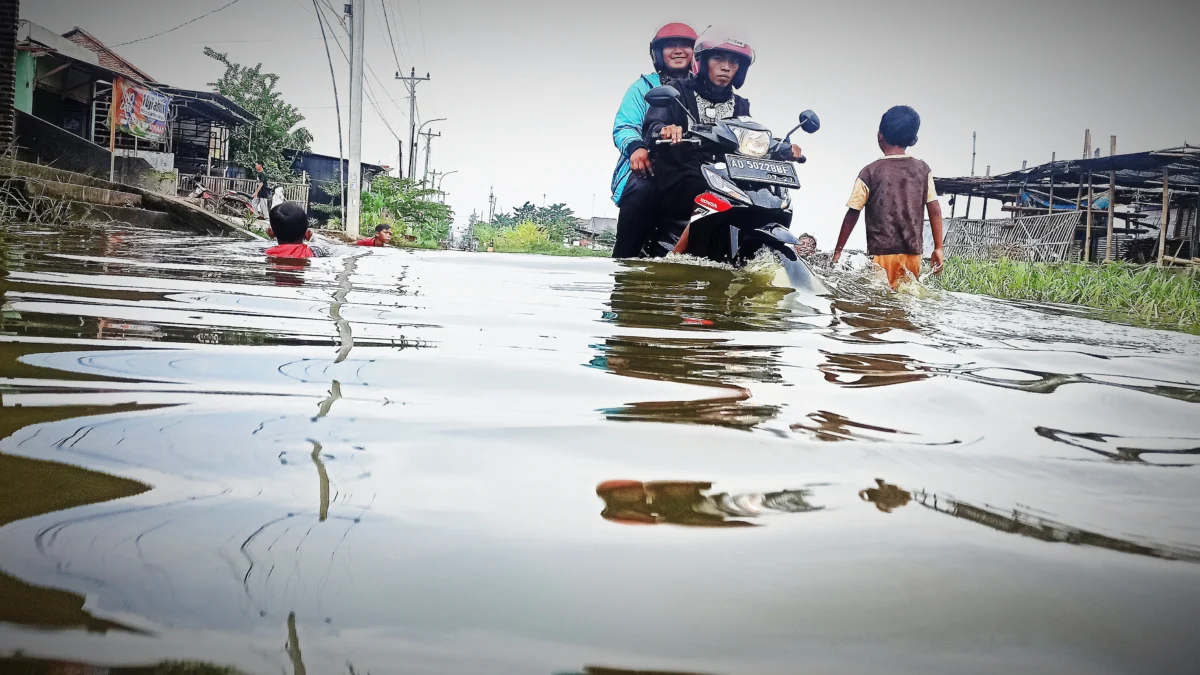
[391,0,417,65]
[313,0,346,225]
[114,0,244,46]
[415,0,431,70]
[379,0,405,72]
[311,1,402,139]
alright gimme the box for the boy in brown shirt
[832,106,945,289]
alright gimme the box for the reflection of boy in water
[596,480,822,527]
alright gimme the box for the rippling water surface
[1,221,1199,675]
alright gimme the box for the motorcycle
[187,178,257,218]
[641,85,827,293]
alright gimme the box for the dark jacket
[642,75,750,195]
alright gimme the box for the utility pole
[346,0,365,235]
[420,128,441,187]
[396,138,403,178]
[488,186,496,222]
[397,67,431,180]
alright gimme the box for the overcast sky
[26,0,1200,247]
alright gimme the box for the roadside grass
[933,258,1200,333]
[492,241,612,257]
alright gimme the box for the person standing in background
[253,162,270,219]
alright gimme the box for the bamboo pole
[1104,135,1116,262]
[1158,170,1169,267]
[1084,171,1094,262]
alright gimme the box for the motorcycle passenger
[610,23,697,258]
[643,30,802,243]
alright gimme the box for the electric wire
[312,0,346,224]
[114,0,244,47]
[379,0,405,73]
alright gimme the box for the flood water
[1,221,1199,675]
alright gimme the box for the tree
[360,177,454,244]
[204,47,312,180]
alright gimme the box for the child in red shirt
[355,224,393,247]
[832,106,945,289]
[265,202,323,258]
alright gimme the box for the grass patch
[934,258,1200,333]
[492,241,611,257]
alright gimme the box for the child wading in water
[265,202,326,258]
[356,224,393,247]
[832,106,944,289]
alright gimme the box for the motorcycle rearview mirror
[799,110,821,134]
[644,85,681,108]
[782,110,821,144]
[644,85,698,125]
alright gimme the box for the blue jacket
[610,73,660,206]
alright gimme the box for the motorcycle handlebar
[656,138,701,145]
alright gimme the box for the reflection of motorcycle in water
[596,480,823,528]
[641,85,827,296]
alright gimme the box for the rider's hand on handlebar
[661,125,684,144]
[790,144,803,161]
[630,148,652,176]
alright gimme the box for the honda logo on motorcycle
[695,192,732,213]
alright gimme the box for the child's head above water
[878,105,920,151]
[267,202,311,244]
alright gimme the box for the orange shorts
[873,254,922,289]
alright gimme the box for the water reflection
[861,480,1200,564]
[589,337,782,429]
[603,262,796,332]
[3,220,1200,673]
[0,406,151,634]
[596,480,823,527]
[1036,426,1200,465]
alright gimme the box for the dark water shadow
[0,406,154,634]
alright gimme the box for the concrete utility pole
[346,0,365,235]
[488,186,496,222]
[420,128,441,187]
[397,67,431,180]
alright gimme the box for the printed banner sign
[111,77,171,142]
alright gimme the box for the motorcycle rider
[643,29,802,246]
[610,23,698,258]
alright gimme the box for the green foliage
[204,47,312,180]
[934,258,1200,333]
[359,176,453,246]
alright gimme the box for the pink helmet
[692,27,755,89]
[649,23,698,74]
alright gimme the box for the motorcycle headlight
[732,128,771,158]
[702,166,751,205]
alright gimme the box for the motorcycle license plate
[726,155,799,188]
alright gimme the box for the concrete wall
[15,109,113,176]
[14,110,173,195]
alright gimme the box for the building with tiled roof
[60,26,156,84]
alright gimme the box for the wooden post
[1082,129,1091,159]
[1047,152,1056,215]
[950,194,956,218]
[1104,136,1116,262]
[1157,170,1169,267]
[1084,171,1094,262]
[965,192,973,220]
[1192,191,1200,262]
